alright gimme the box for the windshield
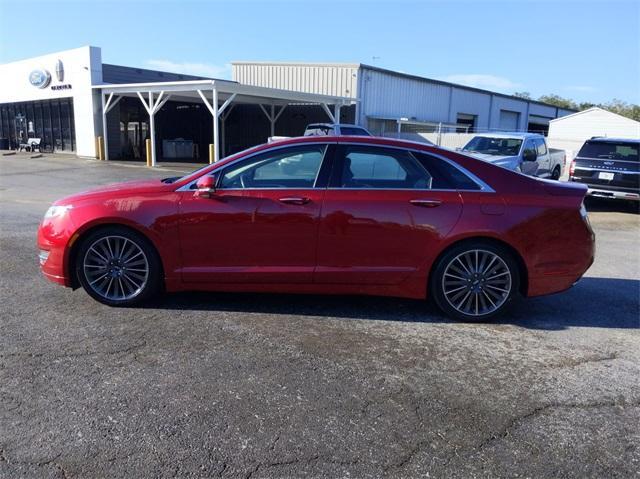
[304,125,333,136]
[462,137,523,156]
[578,141,639,162]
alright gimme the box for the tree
[536,94,640,122]
[513,91,532,99]
[537,94,578,110]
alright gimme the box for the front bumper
[37,214,77,288]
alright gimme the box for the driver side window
[219,145,326,189]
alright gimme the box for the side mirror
[523,150,537,162]
[195,175,216,198]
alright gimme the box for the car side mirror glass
[524,150,537,162]
[195,175,217,198]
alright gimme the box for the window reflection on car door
[177,143,331,284]
[314,144,463,286]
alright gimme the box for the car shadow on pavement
[585,197,639,214]
[157,277,639,330]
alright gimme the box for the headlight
[44,205,72,219]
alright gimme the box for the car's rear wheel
[431,242,520,321]
[75,226,161,306]
[551,165,561,180]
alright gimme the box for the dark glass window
[340,127,370,136]
[0,98,75,152]
[60,100,72,151]
[578,141,639,162]
[412,151,482,191]
[42,101,52,151]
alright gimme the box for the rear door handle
[410,199,442,208]
[279,197,310,205]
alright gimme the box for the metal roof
[233,61,577,112]
[93,79,355,106]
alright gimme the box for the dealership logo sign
[55,59,64,82]
[29,69,52,89]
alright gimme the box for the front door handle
[410,199,442,208]
[279,197,310,205]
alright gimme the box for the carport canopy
[94,79,356,166]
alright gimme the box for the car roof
[256,134,434,150]
[587,137,640,144]
[306,123,368,128]
[472,132,542,139]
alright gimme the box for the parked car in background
[460,133,566,179]
[569,137,639,201]
[304,123,372,136]
[38,136,595,322]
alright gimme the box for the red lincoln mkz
[38,136,595,321]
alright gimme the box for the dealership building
[0,46,575,164]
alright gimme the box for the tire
[430,241,520,321]
[75,226,162,306]
[551,166,561,180]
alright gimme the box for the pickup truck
[460,133,566,179]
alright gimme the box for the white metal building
[547,107,640,159]
[0,47,353,163]
[233,62,576,135]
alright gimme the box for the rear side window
[412,151,482,191]
[535,138,547,156]
[331,145,432,189]
[340,127,369,136]
[578,141,639,162]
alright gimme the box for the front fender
[64,193,182,285]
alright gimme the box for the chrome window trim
[332,142,494,193]
[175,142,332,192]
[176,141,495,193]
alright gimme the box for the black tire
[75,226,162,306]
[551,165,561,180]
[430,241,520,321]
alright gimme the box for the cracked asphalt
[1,154,639,478]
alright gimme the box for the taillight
[570,160,576,176]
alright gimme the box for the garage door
[499,110,520,131]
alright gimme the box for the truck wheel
[431,242,520,321]
[551,166,561,180]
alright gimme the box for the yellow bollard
[209,143,214,164]
[146,139,152,167]
[97,136,104,161]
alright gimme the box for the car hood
[53,179,168,205]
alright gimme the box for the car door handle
[279,196,310,205]
[409,199,442,208]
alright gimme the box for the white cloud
[564,85,597,93]
[438,74,522,92]
[144,59,231,79]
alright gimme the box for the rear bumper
[587,188,640,201]
[526,209,596,298]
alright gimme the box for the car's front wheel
[75,226,162,306]
[431,242,520,321]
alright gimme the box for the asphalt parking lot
[1,153,638,478]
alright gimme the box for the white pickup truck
[460,133,566,180]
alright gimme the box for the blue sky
[1,0,638,104]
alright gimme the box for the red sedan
[38,136,595,321]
